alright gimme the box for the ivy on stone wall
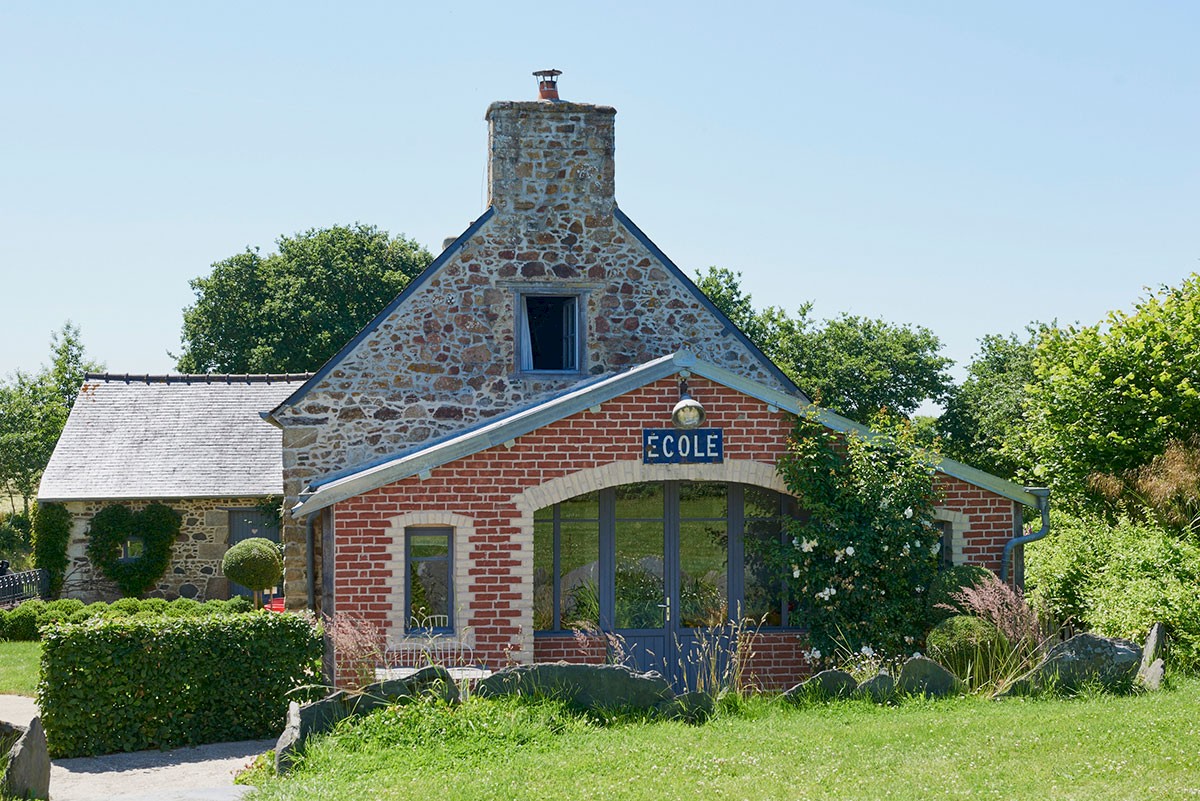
[32,502,72,597]
[86,503,181,597]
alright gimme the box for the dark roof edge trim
[84,373,314,385]
[268,206,497,418]
[613,206,808,402]
[37,492,282,504]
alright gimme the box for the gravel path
[1,695,272,801]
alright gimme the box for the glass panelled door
[611,484,667,675]
[613,482,730,688]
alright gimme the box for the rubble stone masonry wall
[61,496,272,601]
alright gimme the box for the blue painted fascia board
[613,206,808,403]
[267,207,497,419]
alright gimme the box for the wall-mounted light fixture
[671,378,706,429]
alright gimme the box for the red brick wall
[329,375,1020,685]
[533,634,608,664]
[935,475,1019,573]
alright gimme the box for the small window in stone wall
[120,536,144,562]
[518,293,581,373]
[407,527,453,633]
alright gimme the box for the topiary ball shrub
[928,564,995,622]
[165,597,202,617]
[110,598,141,615]
[927,614,1011,690]
[138,598,169,615]
[222,538,283,607]
[5,604,41,641]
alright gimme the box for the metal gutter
[1001,487,1050,584]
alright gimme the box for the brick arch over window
[380,511,475,650]
[508,459,789,523]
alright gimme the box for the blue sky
[2,1,1197,404]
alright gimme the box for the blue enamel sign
[642,428,724,464]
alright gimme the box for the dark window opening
[521,295,578,372]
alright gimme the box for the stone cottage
[38,374,309,600]
[263,74,1046,688]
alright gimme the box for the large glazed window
[742,486,797,626]
[533,492,600,631]
[678,482,728,628]
[533,482,798,634]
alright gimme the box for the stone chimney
[485,71,616,234]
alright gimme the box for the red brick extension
[331,376,1018,687]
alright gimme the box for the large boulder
[276,665,458,774]
[783,669,857,702]
[1006,633,1140,696]
[896,656,961,698]
[474,663,675,711]
[852,672,896,703]
[1,717,50,800]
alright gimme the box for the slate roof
[38,374,312,502]
[291,352,1039,517]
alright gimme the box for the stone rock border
[1002,632,1141,696]
[783,657,961,704]
[275,666,458,775]
[1,717,50,800]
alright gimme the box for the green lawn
[0,641,41,696]
[249,679,1200,801]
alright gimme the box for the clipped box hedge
[38,613,322,757]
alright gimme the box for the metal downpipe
[1001,487,1050,584]
[305,515,316,611]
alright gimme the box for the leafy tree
[0,323,101,515]
[177,224,433,374]
[938,329,1041,479]
[695,267,953,422]
[1009,276,1200,510]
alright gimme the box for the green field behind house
[250,679,1200,801]
[0,641,41,696]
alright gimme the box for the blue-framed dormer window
[406,526,453,633]
[516,291,585,375]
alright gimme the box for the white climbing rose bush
[772,412,942,660]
